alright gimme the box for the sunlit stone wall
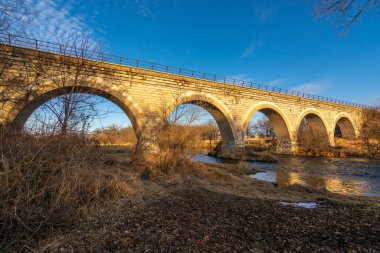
[0,45,363,152]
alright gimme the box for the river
[192,153,380,197]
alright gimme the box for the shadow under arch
[169,92,239,151]
[334,113,357,139]
[296,108,332,147]
[243,102,292,144]
[11,86,144,139]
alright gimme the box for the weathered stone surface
[0,45,362,152]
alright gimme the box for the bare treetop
[0,0,31,33]
[312,0,380,29]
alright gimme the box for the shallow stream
[192,153,380,197]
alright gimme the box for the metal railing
[0,33,372,109]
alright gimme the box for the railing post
[8,34,11,45]
[179,68,182,75]
[257,83,260,89]
[35,39,38,50]
[136,60,139,67]
[203,73,206,79]
[151,63,154,70]
[166,66,169,72]
[119,57,122,64]
[192,71,194,77]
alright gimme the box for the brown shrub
[0,128,127,252]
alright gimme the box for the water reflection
[193,153,380,197]
[275,171,370,196]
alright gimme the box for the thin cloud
[268,78,286,86]
[241,38,264,58]
[241,42,257,57]
[26,0,94,43]
[254,7,275,23]
[291,80,331,95]
[228,74,254,82]
[121,0,159,18]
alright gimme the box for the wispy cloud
[241,41,257,57]
[137,0,157,18]
[291,80,332,95]
[241,38,264,58]
[26,0,93,42]
[121,0,159,18]
[268,78,286,86]
[254,7,275,23]
[228,74,254,82]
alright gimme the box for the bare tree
[0,0,31,33]
[312,0,380,29]
[154,92,214,156]
[297,118,328,151]
[202,120,220,150]
[157,92,208,127]
[23,32,112,136]
[361,107,380,159]
[248,118,275,140]
[0,0,32,111]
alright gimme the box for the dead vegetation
[0,128,133,252]
[1,126,380,252]
[361,107,380,159]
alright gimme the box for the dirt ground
[30,152,380,253]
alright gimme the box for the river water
[192,153,380,197]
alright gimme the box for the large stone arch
[296,108,333,147]
[169,91,242,151]
[243,102,293,141]
[9,86,144,139]
[333,113,358,140]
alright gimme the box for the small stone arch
[243,102,293,143]
[9,86,144,139]
[296,108,333,147]
[169,91,241,151]
[333,113,358,140]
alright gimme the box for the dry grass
[0,129,132,252]
[1,128,379,252]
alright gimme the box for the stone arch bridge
[0,35,368,153]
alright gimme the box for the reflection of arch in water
[325,178,369,195]
[276,171,307,187]
[243,102,293,151]
[296,108,332,147]
[11,86,144,139]
[334,113,357,139]
[169,92,239,150]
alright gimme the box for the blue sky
[25,0,380,129]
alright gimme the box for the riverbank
[27,155,380,252]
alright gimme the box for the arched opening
[334,117,356,140]
[333,116,357,150]
[161,95,238,156]
[12,86,142,152]
[297,113,330,150]
[244,105,292,152]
